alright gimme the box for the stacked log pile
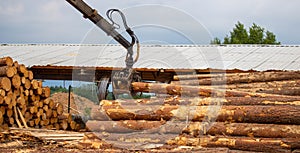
[87,71,300,152]
[0,57,80,131]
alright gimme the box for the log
[24,111,33,121]
[193,105,300,124]
[181,97,300,106]
[13,61,18,68]
[0,96,3,104]
[58,113,72,123]
[92,132,178,144]
[0,106,5,115]
[36,108,44,118]
[0,89,5,96]
[34,87,43,95]
[11,74,21,89]
[100,100,300,124]
[4,93,12,105]
[28,120,35,127]
[31,80,39,89]
[173,71,300,84]
[0,110,3,125]
[101,96,300,106]
[0,66,15,77]
[34,118,40,126]
[167,136,299,152]
[45,109,52,119]
[16,97,26,106]
[17,107,28,128]
[0,77,11,91]
[86,120,300,138]
[186,122,300,138]
[0,57,13,66]
[173,73,230,81]
[54,102,63,115]
[17,64,27,75]
[69,120,77,130]
[24,79,31,89]
[86,120,169,133]
[131,82,291,98]
[50,117,58,124]
[60,120,68,130]
[41,87,50,98]
[28,70,34,80]
[48,99,55,108]
[101,100,177,121]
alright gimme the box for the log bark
[0,77,11,91]
[0,57,13,66]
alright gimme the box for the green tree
[210,37,221,44]
[229,21,248,44]
[212,21,280,45]
[263,31,280,45]
[249,23,264,44]
[223,35,230,44]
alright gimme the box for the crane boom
[66,0,131,49]
[66,0,141,100]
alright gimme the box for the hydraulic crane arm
[66,0,132,49]
[66,0,141,100]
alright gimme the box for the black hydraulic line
[68,85,71,113]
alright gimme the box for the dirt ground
[50,92,98,115]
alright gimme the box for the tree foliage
[211,22,280,45]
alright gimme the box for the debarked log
[0,57,13,66]
[191,122,300,138]
[100,100,178,121]
[0,77,11,91]
[99,100,300,124]
[167,136,300,153]
[107,96,300,106]
[131,82,295,98]
[0,66,15,78]
[173,71,300,85]
[86,120,300,138]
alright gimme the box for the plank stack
[87,71,300,152]
[0,57,80,131]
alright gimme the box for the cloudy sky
[0,0,300,44]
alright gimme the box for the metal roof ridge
[1,43,300,47]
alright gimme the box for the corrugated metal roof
[0,44,299,71]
